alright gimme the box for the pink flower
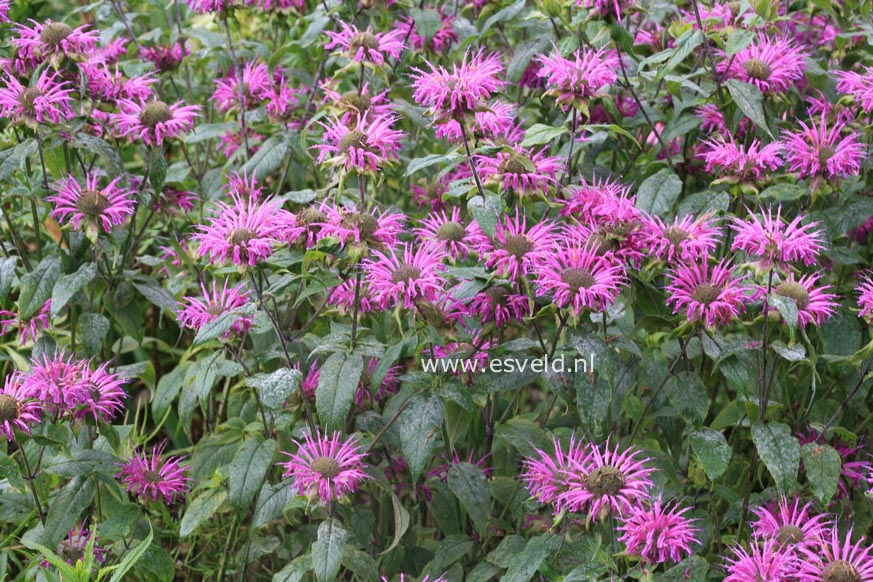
[225,170,263,200]
[318,203,405,249]
[194,195,294,267]
[470,210,557,281]
[750,496,830,552]
[795,528,873,582]
[435,101,518,142]
[47,173,135,234]
[18,351,87,411]
[20,299,51,345]
[560,177,636,224]
[364,244,447,309]
[724,539,795,582]
[328,279,376,313]
[560,438,654,520]
[75,362,127,422]
[398,9,457,53]
[700,136,783,181]
[837,66,873,113]
[413,207,476,261]
[666,260,747,328]
[535,46,618,111]
[355,357,401,406]
[522,435,590,508]
[718,34,807,94]
[618,498,699,564]
[185,0,238,14]
[112,99,200,146]
[319,82,392,125]
[141,42,188,73]
[534,242,627,315]
[82,63,156,102]
[324,22,405,66]
[467,286,529,328]
[478,146,563,195]
[48,525,106,567]
[410,49,504,118]
[640,214,721,263]
[13,20,98,68]
[279,430,368,504]
[0,375,42,441]
[177,279,252,337]
[767,273,837,328]
[799,428,872,500]
[0,0,9,23]
[313,114,404,172]
[117,442,191,504]
[731,206,825,269]
[782,115,866,181]
[857,274,873,320]
[578,0,631,21]
[0,69,73,127]
[213,61,274,112]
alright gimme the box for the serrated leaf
[447,462,490,533]
[410,7,442,39]
[273,555,312,582]
[192,303,257,346]
[241,136,289,178]
[229,436,277,510]
[132,277,178,313]
[468,193,502,238]
[502,533,562,582]
[185,122,239,144]
[666,372,709,428]
[148,147,168,193]
[19,256,61,320]
[315,352,363,431]
[726,29,755,56]
[772,341,806,362]
[50,262,96,317]
[399,394,444,480]
[689,428,732,480]
[79,312,109,357]
[636,169,682,217]
[726,79,772,137]
[42,477,96,547]
[520,123,568,147]
[180,488,227,538]
[312,519,347,582]
[801,443,841,503]
[404,153,461,177]
[752,421,800,492]
[247,368,302,409]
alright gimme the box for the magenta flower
[560,177,636,223]
[522,435,590,509]
[320,82,392,125]
[857,274,873,320]
[478,146,562,195]
[782,116,866,181]
[700,136,783,182]
[767,273,838,328]
[577,0,631,21]
[799,428,872,500]
[186,0,237,12]
[837,67,873,113]
[399,9,457,53]
[535,46,618,111]
[796,528,873,582]
[328,278,376,314]
[413,207,476,261]
[141,42,188,73]
[75,362,127,422]
[718,34,807,94]
[467,285,530,328]
[0,69,73,127]
[355,357,402,407]
[313,114,404,172]
[750,497,830,552]
[20,299,51,345]
[324,22,405,66]
[49,525,106,567]
[618,498,699,565]
[213,61,273,112]
[470,210,557,281]
[560,439,654,520]
[640,214,721,263]
[193,195,292,267]
[724,540,795,582]
[112,98,200,146]
[534,242,627,315]
[364,244,447,309]
[731,206,825,269]
[410,49,504,118]
[279,430,368,504]
[0,0,9,23]
[435,101,518,142]
[178,279,252,337]
[82,63,156,102]
[13,20,98,68]
[225,170,263,200]
[0,375,41,441]
[318,203,405,249]
[117,442,191,504]
[18,351,87,411]
[666,260,747,328]
[47,173,135,235]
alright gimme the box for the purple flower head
[783,115,866,182]
[700,136,783,182]
[117,442,191,504]
[666,259,747,328]
[0,375,42,441]
[413,207,477,261]
[618,498,700,565]
[13,20,98,68]
[279,429,368,504]
[750,496,830,552]
[411,49,504,119]
[724,539,795,582]
[470,210,557,281]
[640,214,721,263]
[313,114,404,172]
[534,241,627,315]
[178,279,252,337]
[767,273,838,328]
[478,146,562,195]
[536,46,618,112]
[47,172,135,235]
[731,206,825,270]
[0,69,73,128]
[718,34,807,94]
[324,22,405,66]
[112,98,200,146]
[795,528,873,582]
[364,244,447,309]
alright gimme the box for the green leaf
[725,29,755,56]
[399,394,445,480]
[23,539,79,580]
[273,555,312,582]
[109,523,153,582]
[341,547,378,581]
[79,313,109,358]
[759,183,807,202]
[801,443,841,503]
[148,147,168,193]
[241,136,289,178]
[44,450,120,477]
[254,482,297,528]
[520,124,569,147]
[752,421,800,492]
[726,79,772,137]
[180,488,227,538]
[507,37,551,83]
[636,169,682,217]
[19,256,61,320]
[70,134,123,175]
[246,368,302,409]
[132,276,178,313]
[51,262,96,317]
[659,30,703,79]
[185,122,239,144]
[0,256,17,298]
[410,7,442,39]
[404,153,461,177]
[316,352,364,432]
[689,428,732,480]
[42,477,96,547]
[312,519,347,582]
[380,489,410,555]
[468,193,503,238]
[228,436,277,510]
[771,341,806,362]
[769,295,798,329]
[666,372,709,428]
[447,462,490,533]
[481,0,526,33]
[502,533,562,582]
[192,303,257,346]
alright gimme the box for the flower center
[339,129,369,154]
[228,228,257,246]
[297,207,327,227]
[561,267,596,292]
[348,32,380,55]
[691,283,721,305]
[664,226,688,247]
[40,22,74,46]
[18,87,43,111]
[139,101,173,127]
[502,234,534,259]
[775,525,804,545]
[483,286,509,302]
[436,221,466,242]
[391,264,422,284]
[775,281,810,310]
[205,304,225,317]
[823,560,862,582]
[819,144,836,166]
[0,394,21,423]
[57,540,85,564]
[585,465,626,496]
[742,58,772,81]
[310,456,342,479]
[341,91,371,113]
[75,190,111,217]
[341,212,379,238]
[498,155,534,176]
[143,470,163,484]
